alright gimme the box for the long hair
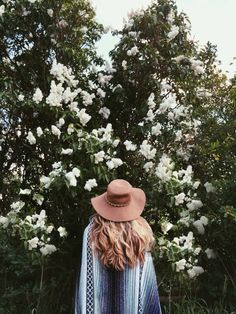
[88,213,156,271]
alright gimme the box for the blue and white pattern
[74,218,162,314]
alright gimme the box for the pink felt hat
[90,179,146,222]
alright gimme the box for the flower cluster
[0,56,123,259]
[0,201,67,257]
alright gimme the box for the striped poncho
[74,217,162,314]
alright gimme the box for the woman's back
[74,215,162,314]
[74,179,162,313]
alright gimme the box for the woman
[74,179,162,313]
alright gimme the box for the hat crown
[90,178,146,221]
[106,179,132,206]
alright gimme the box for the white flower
[161,83,172,91]
[47,9,53,17]
[147,93,156,109]
[139,140,156,160]
[57,226,68,237]
[190,58,204,75]
[80,90,95,106]
[113,139,120,147]
[40,209,46,218]
[65,171,77,186]
[19,188,31,195]
[161,221,173,234]
[46,225,54,233]
[127,46,139,56]
[124,140,137,151]
[46,81,64,107]
[10,200,25,212]
[172,105,188,120]
[175,258,186,272]
[25,216,32,224]
[193,65,205,75]
[172,237,180,246]
[66,124,75,136]
[61,148,73,155]
[49,161,62,178]
[72,167,81,177]
[178,165,193,185]
[186,199,203,211]
[167,111,174,120]
[194,247,202,255]
[193,219,206,234]
[178,231,194,251]
[200,215,208,226]
[28,237,39,250]
[52,161,62,169]
[57,117,65,128]
[167,25,179,41]
[94,151,105,164]
[77,108,91,126]
[122,60,127,70]
[33,88,43,103]
[143,161,154,173]
[58,19,68,29]
[106,158,123,170]
[196,88,212,98]
[175,130,182,141]
[178,215,191,227]
[204,182,216,193]
[62,87,81,104]
[193,180,201,189]
[205,248,216,259]
[18,94,25,101]
[40,175,51,188]
[50,59,78,87]
[33,193,44,206]
[84,179,98,191]
[51,125,61,138]
[151,123,162,136]
[40,244,57,256]
[174,192,186,205]
[145,109,155,122]
[36,127,43,137]
[0,5,5,17]
[155,154,175,182]
[97,88,106,98]
[0,216,9,229]
[26,131,36,145]
[187,266,204,278]
[99,107,110,119]
[158,94,177,113]
[167,9,175,23]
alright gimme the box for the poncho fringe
[74,218,162,314]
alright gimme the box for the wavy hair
[88,213,156,271]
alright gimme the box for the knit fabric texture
[74,218,162,314]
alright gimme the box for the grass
[161,298,236,314]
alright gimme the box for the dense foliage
[0,0,235,312]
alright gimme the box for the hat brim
[90,188,146,222]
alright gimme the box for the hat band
[104,195,130,207]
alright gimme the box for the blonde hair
[88,213,156,271]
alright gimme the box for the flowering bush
[0,0,235,311]
[0,0,120,310]
[0,56,124,261]
[93,0,235,301]
[97,0,221,284]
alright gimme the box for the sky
[91,0,236,78]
